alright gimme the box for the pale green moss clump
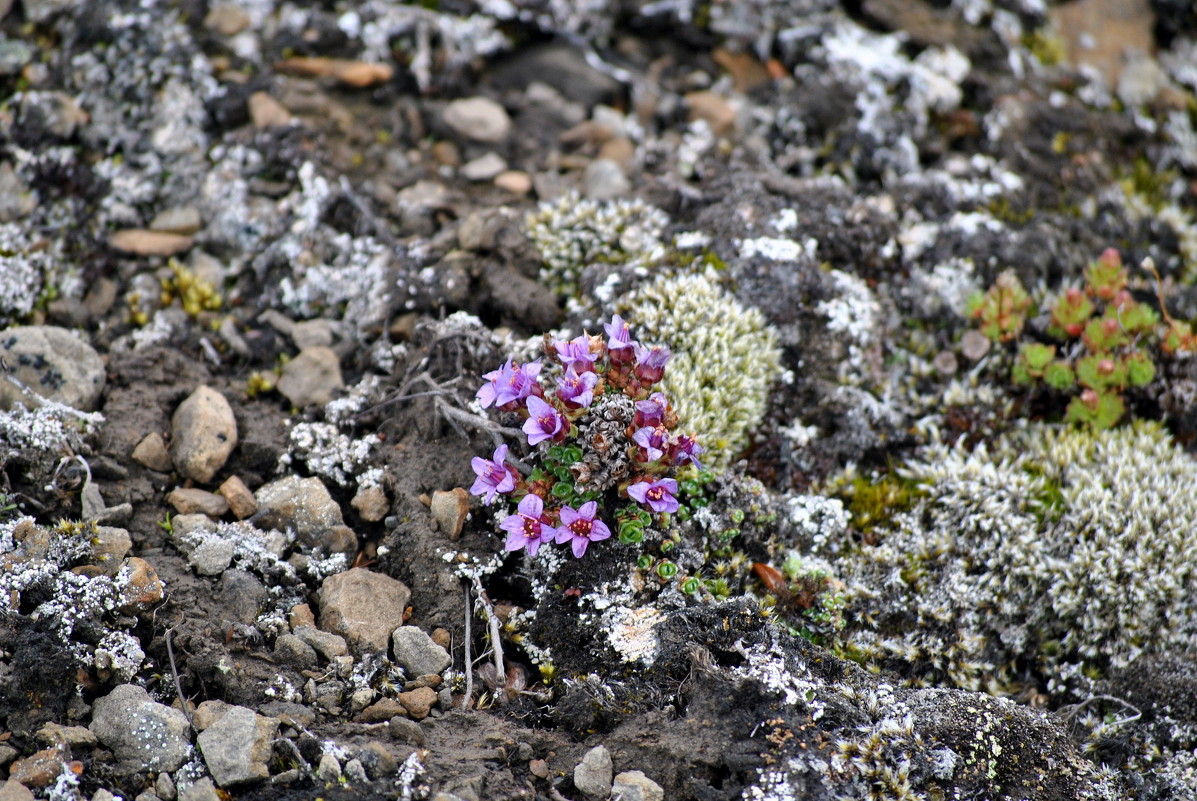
[526,191,669,296]
[829,420,1197,698]
[617,272,781,470]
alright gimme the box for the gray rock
[276,346,343,407]
[573,745,613,798]
[132,432,174,473]
[17,90,87,139]
[388,716,426,747]
[442,97,511,144]
[274,634,318,668]
[343,758,368,784]
[292,625,349,662]
[584,158,630,200]
[291,319,337,350]
[391,626,452,677]
[167,487,230,517]
[189,537,235,576]
[218,569,268,625]
[489,42,623,110]
[93,526,133,575]
[317,568,411,654]
[460,152,508,182]
[155,771,177,801]
[196,705,279,787]
[612,770,663,801]
[21,0,72,23]
[150,205,202,235]
[89,684,192,773]
[0,779,34,801]
[316,752,341,783]
[0,162,35,221]
[178,777,220,801]
[0,325,106,411]
[253,475,357,556]
[170,386,238,484]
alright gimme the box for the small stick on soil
[165,628,195,732]
[338,175,400,250]
[462,581,473,709]
[473,577,505,680]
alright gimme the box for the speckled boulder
[89,684,191,773]
[0,325,105,411]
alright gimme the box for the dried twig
[165,628,195,732]
[461,581,473,709]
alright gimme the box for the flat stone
[149,206,202,235]
[429,488,468,539]
[118,557,165,613]
[396,687,437,720]
[460,152,508,182]
[290,319,335,350]
[351,486,389,522]
[0,325,106,412]
[573,745,613,798]
[178,777,220,801]
[494,170,532,195]
[204,4,250,36]
[192,700,236,732]
[188,537,235,576]
[254,475,356,556]
[8,747,66,788]
[583,158,630,200]
[685,90,737,135]
[274,634,318,668]
[248,92,293,129]
[197,705,279,787]
[289,603,316,629]
[156,772,177,801]
[317,568,410,654]
[110,229,193,256]
[93,526,132,575]
[358,698,406,723]
[17,90,87,138]
[0,162,35,221]
[276,346,342,407]
[0,780,35,801]
[167,488,229,517]
[293,625,348,661]
[391,626,452,677]
[442,97,511,144]
[274,56,393,87]
[355,742,397,779]
[132,432,174,472]
[612,771,664,801]
[388,716,426,747]
[218,475,257,519]
[36,723,98,748]
[170,386,238,484]
[89,684,192,773]
[316,753,341,782]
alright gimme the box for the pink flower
[470,444,515,504]
[634,393,668,428]
[523,395,567,446]
[632,425,668,462]
[476,359,542,409]
[633,344,671,384]
[554,336,598,372]
[627,478,679,514]
[557,368,598,409]
[669,434,704,469]
[500,494,557,556]
[555,501,612,558]
[604,314,636,363]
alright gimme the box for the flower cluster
[469,316,704,558]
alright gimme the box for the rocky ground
[3,0,1197,799]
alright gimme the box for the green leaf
[1124,352,1155,387]
[1043,360,1075,390]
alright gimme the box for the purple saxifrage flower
[470,444,515,504]
[634,392,668,429]
[604,314,635,363]
[555,501,611,557]
[476,359,542,409]
[557,368,598,409]
[669,434,704,469]
[523,395,567,446]
[500,493,557,556]
[632,425,667,462]
[633,343,671,384]
[627,477,679,514]
[554,335,598,372]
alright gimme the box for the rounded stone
[583,158,630,200]
[89,684,192,773]
[442,96,511,144]
[276,346,343,408]
[169,386,238,484]
[317,568,410,654]
[0,325,105,411]
[254,475,356,556]
[391,626,452,677]
[573,745,613,798]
